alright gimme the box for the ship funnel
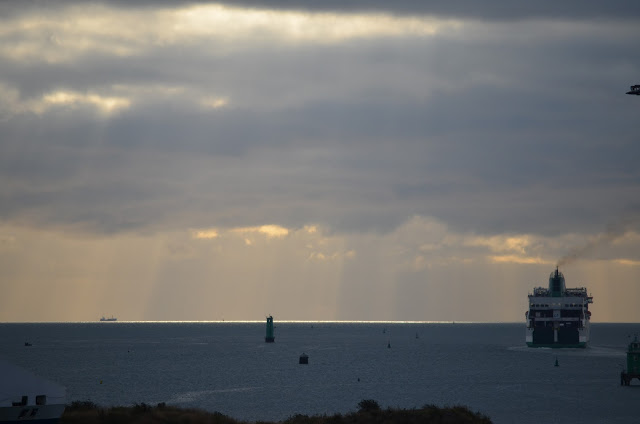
[549,268,566,297]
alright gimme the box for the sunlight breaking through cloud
[172,5,460,43]
[0,4,461,65]
[193,229,219,239]
[614,259,640,266]
[1,0,640,323]
[230,225,289,239]
[40,91,131,114]
[465,235,533,254]
[489,255,551,265]
[200,96,230,109]
[1,88,132,116]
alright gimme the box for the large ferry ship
[525,268,593,348]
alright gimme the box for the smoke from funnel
[556,216,639,267]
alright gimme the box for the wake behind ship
[525,268,593,348]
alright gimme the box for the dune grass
[60,399,492,424]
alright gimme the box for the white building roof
[0,358,66,407]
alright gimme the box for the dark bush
[132,402,151,413]
[357,399,381,413]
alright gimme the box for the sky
[1,1,639,322]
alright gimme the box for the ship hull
[526,324,589,348]
[526,342,586,348]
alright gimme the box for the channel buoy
[265,315,275,343]
[299,353,309,364]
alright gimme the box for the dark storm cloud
[3,89,638,236]
[1,2,639,238]
[220,0,640,21]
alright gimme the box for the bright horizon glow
[1,319,634,324]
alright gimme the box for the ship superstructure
[526,268,593,348]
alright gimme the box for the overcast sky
[1,1,639,322]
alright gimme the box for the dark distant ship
[525,268,593,348]
[100,316,117,322]
[626,84,640,95]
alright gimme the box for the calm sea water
[0,322,638,423]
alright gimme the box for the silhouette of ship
[525,268,593,348]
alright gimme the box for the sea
[0,322,638,423]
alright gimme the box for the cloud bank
[1,1,639,322]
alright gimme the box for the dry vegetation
[60,399,492,424]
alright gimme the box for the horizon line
[1,320,639,324]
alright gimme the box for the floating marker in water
[265,315,275,343]
[554,357,559,367]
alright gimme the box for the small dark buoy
[299,353,309,364]
[387,341,391,349]
[554,357,559,367]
